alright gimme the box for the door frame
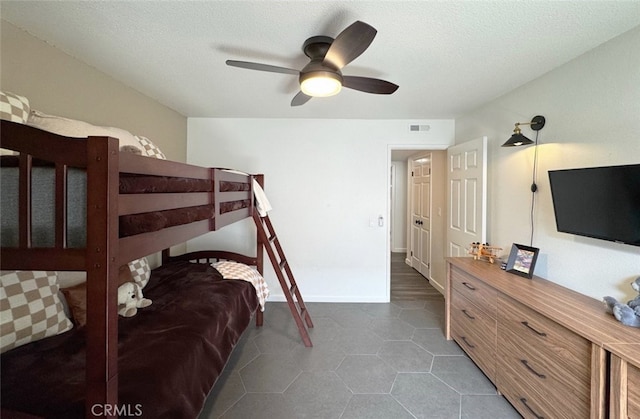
[386,144,449,301]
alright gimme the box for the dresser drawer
[629,362,640,418]
[451,290,496,343]
[450,289,497,380]
[497,327,590,418]
[450,266,497,317]
[498,294,591,383]
[497,294,591,418]
[451,315,496,381]
[498,360,559,419]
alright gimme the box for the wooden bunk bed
[0,119,312,418]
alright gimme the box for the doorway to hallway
[390,252,441,301]
[389,147,444,300]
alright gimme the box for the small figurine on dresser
[468,242,502,264]
[603,276,640,328]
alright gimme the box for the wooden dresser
[607,343,640,418]
[445,257,640,419]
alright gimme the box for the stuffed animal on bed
[603,277,640,328]
[118,282,139,317]
[117,263,152,318]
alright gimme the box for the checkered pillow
[1,271,73,353]
[128,257,151,288]
[136,135,166,160]
[0,91,30,123]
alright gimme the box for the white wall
[455,26,640,301]
[390,160,408,253]
[188,119,454,302]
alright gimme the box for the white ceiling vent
[409,124,430,132]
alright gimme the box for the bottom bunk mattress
[1,260,259,419]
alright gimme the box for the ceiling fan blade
[342,76,399,94]
[226,60,299,75]
[291,91,312,106]
[323,21,377,70]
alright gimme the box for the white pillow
[27,110,143,151]
[1,270,73,353]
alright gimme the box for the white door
[410,154,431,277]
[446,137,487,257]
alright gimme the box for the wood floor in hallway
[390,252,442,301]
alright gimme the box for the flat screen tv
[548,164,640,247]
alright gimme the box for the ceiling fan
[226,21,399,106]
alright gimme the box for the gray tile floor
[199,259,521,418]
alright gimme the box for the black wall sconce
[502,115,546,147]
[502,115,546,246]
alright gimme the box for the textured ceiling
[2,1,639,119]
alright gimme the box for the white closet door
[410,154,432,278]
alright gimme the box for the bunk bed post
[85,136,120,419]
[254,175,265,277]
[210,168,219,231]
[254,174,265,327]
[162,248,171,265]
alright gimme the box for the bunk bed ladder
[252,211,314,347]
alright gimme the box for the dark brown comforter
[0,261,259,419]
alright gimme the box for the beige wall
[0,21,186,162]
[1,20,188,263]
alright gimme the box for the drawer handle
[519,397,544,419]
[461,309,476,320]
[520,359,546,379]
[462,282,476,291]
[521,321,547,337]
[461,336,475,348]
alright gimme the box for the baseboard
[266,294,390,303]
[429,278,445,295]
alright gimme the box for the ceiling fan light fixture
[226,21,398,106]
[300,71,343,97]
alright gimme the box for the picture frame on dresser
[505,243,539,279]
